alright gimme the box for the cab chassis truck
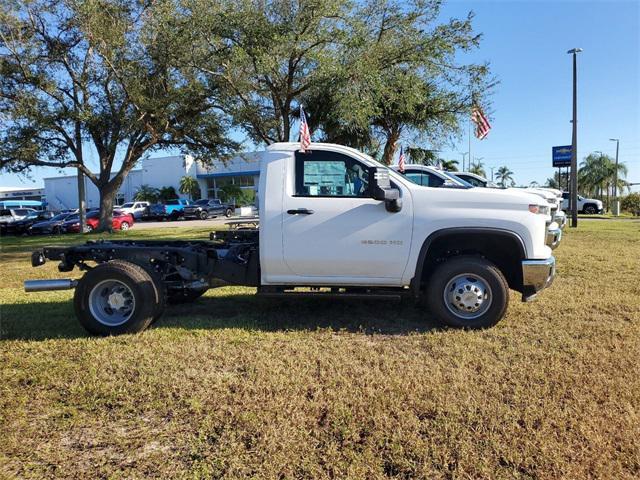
[24,143,558,336]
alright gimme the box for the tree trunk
[381,129,401,165]
[97,183,118,233]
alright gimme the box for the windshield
[443,171,473,188]
[122,202,134,208]
[50,213,69,221]
[194,199,209,205]
[65,214,79,222]
[0,209,11,216]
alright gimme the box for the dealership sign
[552,146,572,167]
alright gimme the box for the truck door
[281,150,413,283]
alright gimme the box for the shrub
[621,193,640,215]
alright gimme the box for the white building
[0,186,46,202]
[44,153,261,211]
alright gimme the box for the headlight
[529,204,550,215]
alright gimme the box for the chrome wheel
[443,273,493,320]
[120,221,129,231]
[88,279,136,326]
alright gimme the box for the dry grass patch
[1,221,639,478]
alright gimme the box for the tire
[583,204,597,214]
[52,226,61,235]
[74,261,165,336]
[425,255,509,329]
[225,208,233,218]
[120,221,130,231]
[199,211,208,220]
[167,288,208,304]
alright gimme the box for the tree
[0,0,236,231]
[546,171,569,191]
[179,176,201,200]
[495,166,514,187]
[134,185,160,203]
[405,147,439,166]
[158,186,178,202]
[440,159,459,172]
[185,0,348,145]
[218,184,251,206]
[578,152,628,211]
[469,161,486,177]
[304,0,495,164]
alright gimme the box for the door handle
[287,208,314,215]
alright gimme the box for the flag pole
[468,109,472,172]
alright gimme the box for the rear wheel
[199,211,208,220]
[583,204,597,214]
[425,256,509,329]
[74,261,165,336]
[225,208,233,218]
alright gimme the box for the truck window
[295,151,369,197]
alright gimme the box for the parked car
[28,212,75,235]
[451,171,501,188]
[118,201,150,219]
[63,211,134,233]
[391,164,471,188]
[1,211,56,235]
[0,208,37,225]
[141,204,168,221]
[26,142,559,336]
[561,192,603,214]
[164,199,191,220]
[183,199,234,219]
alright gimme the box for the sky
[1,0,639,192]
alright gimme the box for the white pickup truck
[24,143,557,335]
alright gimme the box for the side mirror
[369,167,402,212]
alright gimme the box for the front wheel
[120,221,130,231]
[74,262,164,336]
[225,208,233,218]
[583,204,597,214]
[425,256,509,329]
[199,211,208,220]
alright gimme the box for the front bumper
[554,211,567,229]
[522,257,556,301]
[545,223,562,250]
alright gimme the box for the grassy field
[1,221,639,479]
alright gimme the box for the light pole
[609,138,620,215]
[459,152,469,171]
[567,47,582,228]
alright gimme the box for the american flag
[472,105,491,140]
[398,146,406,173]
[299,105,311,152]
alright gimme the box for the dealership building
[43,152,261,211]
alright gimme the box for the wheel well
[416,230,525,294]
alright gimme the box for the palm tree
[578,152,628,211]
[441,159,459,172]
[468,161,486,178]
[495,166,514,188]
[134,185,159,202]
[179,176,201,200]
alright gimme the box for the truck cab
[25,143,558,336]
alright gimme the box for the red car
[64,211,134,233]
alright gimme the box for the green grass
[1,221,639,479]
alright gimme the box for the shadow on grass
[0,293,440,341]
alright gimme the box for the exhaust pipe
[24,279,78,292]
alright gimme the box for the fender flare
[410,227,527,297]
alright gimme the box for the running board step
[256,291,404,301]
